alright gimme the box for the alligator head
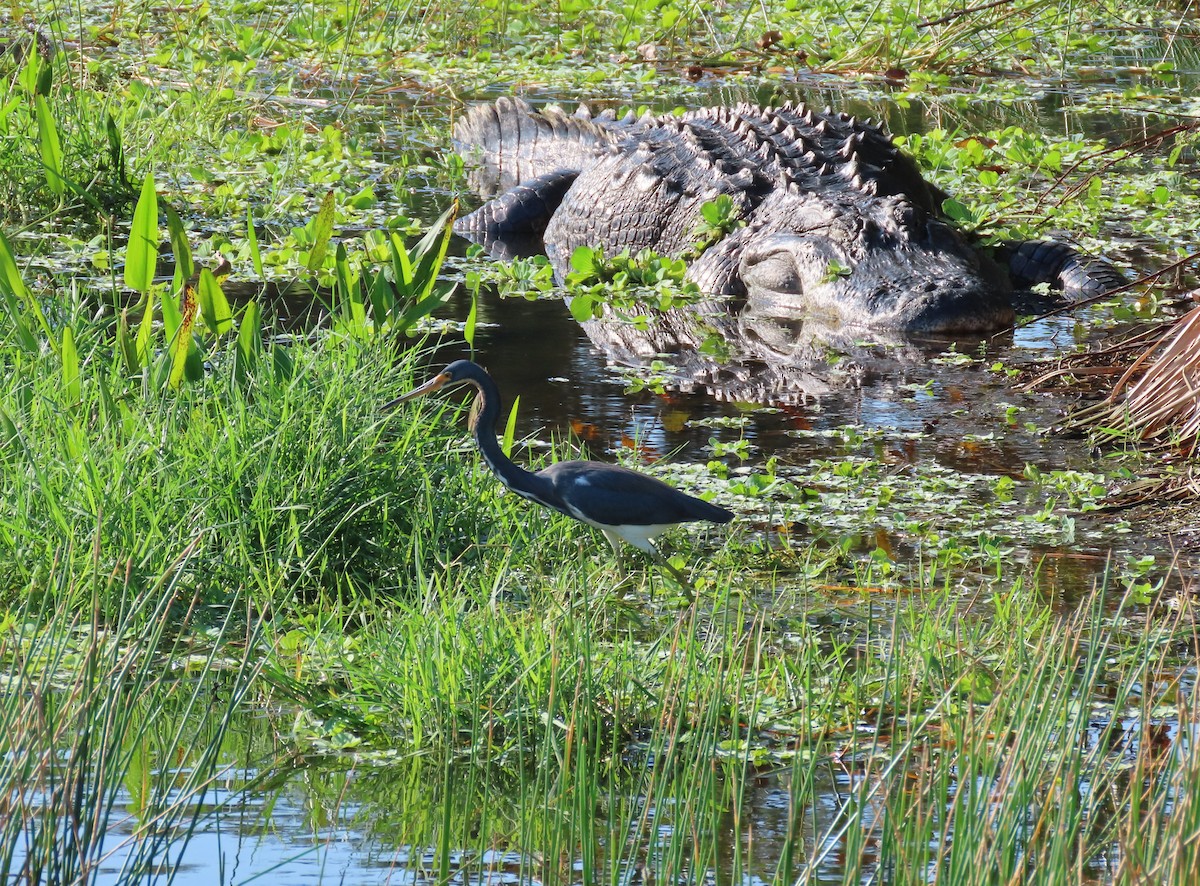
[719,191,1015,335]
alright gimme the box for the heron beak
[382,372,452,411]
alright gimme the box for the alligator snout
[739,231,1014,335]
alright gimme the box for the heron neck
[467,385,550,499]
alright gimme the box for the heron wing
[540,460,731,527]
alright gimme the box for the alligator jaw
[738,230,1015,335]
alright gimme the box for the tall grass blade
[247,208,263,278]
[61,325,79,403]
[502,396,519,458]
[125,172,159,294]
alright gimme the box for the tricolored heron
[385,360,733,584]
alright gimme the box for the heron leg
[601,529,633,587]
[648,543,695,600]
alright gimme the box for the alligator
[452,97,1125,335]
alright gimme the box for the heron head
[382,360,481,410]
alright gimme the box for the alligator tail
[453,97,624,192]
[1006,240,1127,301]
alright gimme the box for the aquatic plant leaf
[117,308,141,371]
[165,205,194,297]
[105,112,128,188]
[464,288,477,349]
[161,285,182,342]
[197,268,232,335]
[125,173,159,294]
[129,294,154,376]
[19,46,51,97]
[0,235,38,352]
[234,301,261,387]
[409,201,457,302]
[168,286,198,389]
[366,267,393,319]
[34,96,64,196]
[272,344,294,383]
[305,190,336,272]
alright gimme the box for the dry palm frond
[1108,303,1200,449]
